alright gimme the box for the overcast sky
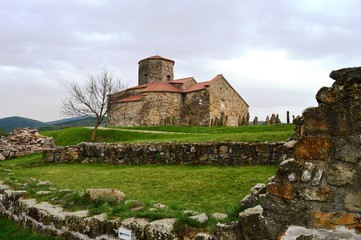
[1,0,360,122]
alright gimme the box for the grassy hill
[41,124,295,146]
[0,116,107,133]
[0,116,47,132]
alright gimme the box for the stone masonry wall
[183,89,211,126]
[239,67,361,239]
[138,58,174,85]
[208,76,249,126]
[43,141,293,166]
[107,100,144,126]
[140,92,183,125]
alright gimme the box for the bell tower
[138,55,175,86]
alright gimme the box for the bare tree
[61,68,125,142]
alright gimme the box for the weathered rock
[85,188,125,203]
[189,213,208,223]
[213,221,241,240]
[37,181,52,186]
[145,218,178,240]
[121,217,150,240]
[0,128,54,160]
[327,164,356,186]
[153,203,168,209]
[36,191,52,195]
[211,213,228,220]
[284,140,298,149]
[281,225,361,240]
[344,192,361,212]
[240,183,267,209]
[195,232,213,240]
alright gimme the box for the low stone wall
[0,128,53,160]
[0,181,242,239]
[43,141,293,166]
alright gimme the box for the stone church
[108,55,249,126]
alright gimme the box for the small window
[167,75,171,81]
[221,99,226,109]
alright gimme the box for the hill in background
[0,116,107,133]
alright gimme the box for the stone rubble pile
[0,128,54,160]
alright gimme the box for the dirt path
[89,126,206,135]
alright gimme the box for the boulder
[190,213,208,223]
[145,218,178,240]
[85,188,125,203]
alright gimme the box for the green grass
[41,124,294,146]
[0,214,59,240]
[0,125,291,236]
[0,154,276,219]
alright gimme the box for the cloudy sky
[1,0,360,122]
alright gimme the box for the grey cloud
[1,0,360,121]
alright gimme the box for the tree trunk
[91,125,99,142]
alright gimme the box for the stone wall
[0,128,53,160]
[43,141,293,166]
[108,99,144,126]
[239,67,361,239]
[183,89,211,126]
[208,76,249,126]
[138,57,174,85]
[141,92,183,125]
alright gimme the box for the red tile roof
[168,77,195,84]
[141,82,183,93]
[184,74,223,93]
[138,55,175,64]
[117,95,144,103]
[123,74,224,94]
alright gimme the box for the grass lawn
[41,124,295,146]
[0,154,277,219]
[0,125,291,237]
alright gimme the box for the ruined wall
[138,58,174,85]
[208,76,249,126]
[239,67,361,239]
[183,89,211,126]
[43,141,292,166]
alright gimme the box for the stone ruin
[239,67,361,239]
[0,128,53,160]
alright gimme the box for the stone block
[239,206,268,240]
[335,144,361,163]
[85,188,125,203]
[313,211,361,232]
[145,218,177,240]
[267,182,295,200]
[302,107,330,135]
[344,192,361,212]
[121,217,150,240]
[327,164,356,186]
[301,187,332,202]
[213,221,241,240]
[189,213,208,223]
[294,136,332,161]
